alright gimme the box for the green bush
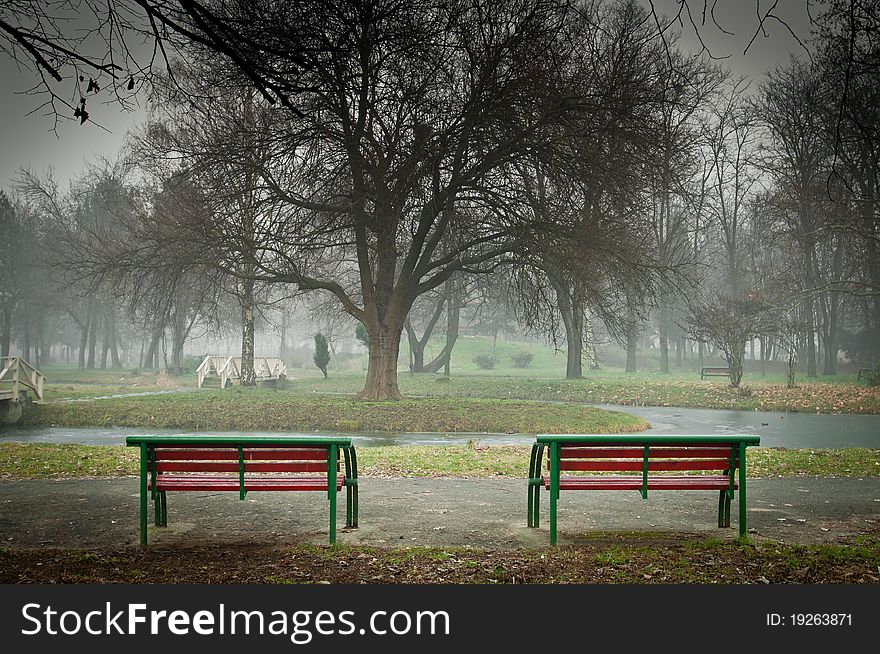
[863,362,880,387]
[355,323,370,348]
[313,333,331,378]
[510,351,534,368]
[473,354,497,370]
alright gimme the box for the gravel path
[2,477,878,549]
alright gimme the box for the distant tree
[688,293,773,388]
[313,333,330,379]
[755,59,831,377]
[0,191,23,357]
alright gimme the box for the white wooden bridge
[1,357,46,423]
[196,356,287,388]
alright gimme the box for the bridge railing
[196,356,287,388]
[0,357,46,402]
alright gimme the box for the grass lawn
[2,532,878,583]
[2,442,878,480]
[19,390,647,433]
[291,371,880,414]
[13,337,875,448]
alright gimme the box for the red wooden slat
[544,475,737,491]
[151,475,343,491]
[156,462,240,472]
[558,447,734,459]
[156,461,337,473]
[243,462,330,473]
[154,448,333,461]
[559,459,731,472]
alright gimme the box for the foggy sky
[0,0,813,192]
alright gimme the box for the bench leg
[549,442,559,546]
[154,492,162,526]
[329,489,337,545]
[345,484,358,529]
[328,444,338,545]
[533,485,541,528]
[738,443,747,539]
[527,484,534,527]
[160,491,167,527]
[139,443,148,546]
[716,490,732,528]
[724,492,732,528]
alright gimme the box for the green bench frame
[126,435,357,545]
[528,434,761,545]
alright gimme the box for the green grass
[36,365,183,385]
[2,443,878,480]
[40,383,172,401]
[290,371,880,414]
[18,389,647,433]
[23,339,878,422]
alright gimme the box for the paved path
[1,477,878,549]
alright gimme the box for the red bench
[528,434,760,545]
[126,436,358,545]
[701,366,730,380]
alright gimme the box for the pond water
[2,404,878,448]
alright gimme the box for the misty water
[2,405,878,448]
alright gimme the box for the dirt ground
[2,477,879,583]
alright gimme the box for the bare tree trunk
[866,195,880,359]
[759,336,766,376]
[77,313,90,371]
[100,310,109,369]
[144,323,163,369]
[822,240,843,375]
[727,352,744,388]
[625,329,637,373]
[359,321,404,400]
[109,310,122,368]
[801,239,818,376]
[22,308,31,362]
[1,307,11,358]
[443,278,461,377]
[659,301,670,373]
[87,300,98,369]
[239,278,256,386]
[279,305,287,363]
[554,279,583,379]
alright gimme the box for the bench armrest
[343,445,358,484]
[528,442,545,482]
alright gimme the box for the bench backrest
[547,443,739,475]
[151,445,340,477]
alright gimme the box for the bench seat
[151,475,345,492]
[546,475,738,491]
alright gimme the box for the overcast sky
[0,0,813,194]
